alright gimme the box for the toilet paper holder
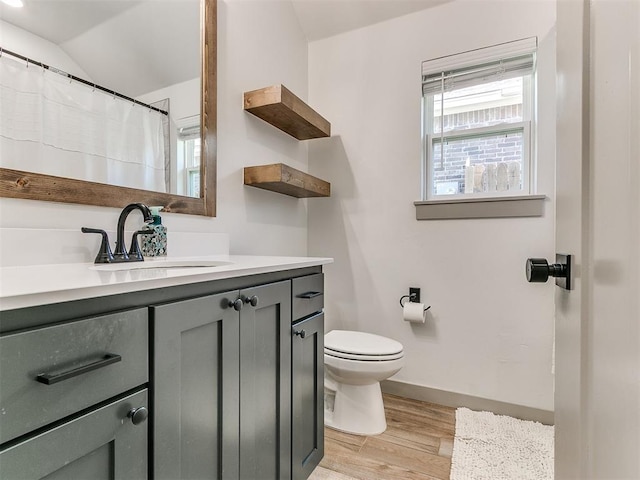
[399,287,431,312]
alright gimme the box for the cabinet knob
[228,298,243,311]
[244,295,259,307]
[128,406,148,425]
[294,329,306,339]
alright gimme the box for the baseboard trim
[381,379,554,426]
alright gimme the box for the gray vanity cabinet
[151,291,241,480]
[151,280,293,480]
[0,266,325,480]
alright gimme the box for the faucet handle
[129,230,153,262]
[81,227,115,264]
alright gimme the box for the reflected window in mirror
[176,116,201,198]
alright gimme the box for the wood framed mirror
[0,0,217,217]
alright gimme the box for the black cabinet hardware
[36,354,122,385]
[244,295,259,307]
[228,298,243,311]
[128,406,149,425]
[296,291,322,299]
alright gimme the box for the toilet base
[324,380,387,435]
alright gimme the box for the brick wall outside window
[431,105,524,194]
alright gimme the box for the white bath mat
[450,407,554,480]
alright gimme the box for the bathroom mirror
[0,0,217,216]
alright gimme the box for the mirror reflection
[0,0,201,197]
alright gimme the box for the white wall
[138,78,200,122]
[0,20,89,78]
[307,0,557,411]
[0,0,311,258]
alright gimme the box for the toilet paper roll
[403,302,426,323]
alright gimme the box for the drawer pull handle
[297,291,322,299]
[36,353,122,385]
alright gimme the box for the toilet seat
[324,330,404,361]
[324,349,404,361]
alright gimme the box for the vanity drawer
[0,308,148,444]
[292,273,324,321]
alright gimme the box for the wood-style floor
[310,393,456,480]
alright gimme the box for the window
[421,38,537,201]
[176,117,201,198]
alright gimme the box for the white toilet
[323,330,404,436]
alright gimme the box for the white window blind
[421,37,537,79]
[422,54,535,95]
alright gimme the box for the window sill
[414,194,546,220]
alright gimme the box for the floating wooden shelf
[244,163,330,198]
[243,85,331,140]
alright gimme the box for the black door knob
[526,258,568,282]
[128,406,148,425]
[294,329,306,339]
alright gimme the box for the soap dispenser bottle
[141,206,167,257]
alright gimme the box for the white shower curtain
[0,55,166,192]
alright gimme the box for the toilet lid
[324,330,403,357]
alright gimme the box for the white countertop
[0,255,333,311]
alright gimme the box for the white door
[555,1,640,478]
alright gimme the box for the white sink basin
[90,259,232,271]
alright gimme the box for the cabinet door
[152,291,240,480]
[239,281,292,480]
[0,389,148,480]
[292,313,324,480]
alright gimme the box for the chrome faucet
[82,203,154,264]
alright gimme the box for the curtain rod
[0,46,169,116]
